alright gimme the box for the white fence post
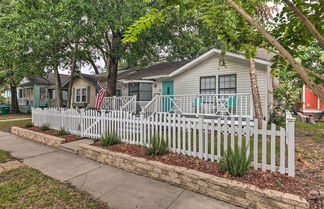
[286,112,296,177]
[140,111,144,145]
[198,115,204,159]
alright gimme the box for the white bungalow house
[95,48,275,120]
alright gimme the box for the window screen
[200,76,216,94]
[218,74,237,94]
[128,83,152,101]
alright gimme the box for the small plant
[40,123,50,131]
[219,145,252,177]
[24,121,34,128]
[146,135,168,156]
[55,127,70,136]
[274,180,283,186]
[100,132,121,146]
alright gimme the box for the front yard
[0,119,32,132]
[0,149,107,209]
[2,115,323,207]
[0,166,107,209]
[0,114,31,121]
[295,119,324,190]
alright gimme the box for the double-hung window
[75,88,87,103]
[218,74,237,94]
[200,76,216,94]
[129,83,152,101]
[18,89,23,98]
[48,90,55,100]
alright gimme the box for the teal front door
[162,81,174,112]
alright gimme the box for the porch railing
[101,96,136,113]
[18,98,27,106]
[142,93,253,118]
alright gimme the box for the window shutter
[87,86,90,104]
[72,87,75,103]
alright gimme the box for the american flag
[95,89,106,111]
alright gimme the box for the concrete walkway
[0,131,240,209]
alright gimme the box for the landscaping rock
[11,126,65,147]
[307,190,320,200]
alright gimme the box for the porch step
[59,139,94,154]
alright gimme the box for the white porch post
[250,94,253,118]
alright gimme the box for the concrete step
[59,139,94,155]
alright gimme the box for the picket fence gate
[32,108,296,177]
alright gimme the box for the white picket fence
[32,108,296,177]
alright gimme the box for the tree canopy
[123,0,324,103]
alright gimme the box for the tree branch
[225,0,324,102]
[283,0,324,48]
[87,54,100,74]
[305,68,324,81]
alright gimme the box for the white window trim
[75,87,87,103]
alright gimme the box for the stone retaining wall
[78,144,309,209]
[11,126,65,147]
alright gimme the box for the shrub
[146,135,168,156]
[24,121,34,128]
[40,123,50,131]
[100,132,121,146]
[55,127,70,136]
[219,145,252,177]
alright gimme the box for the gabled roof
[113,48,274,81]
[20,73,70,86]
[117,60,192,81]
[167,48,273,78]
[61,73,99,87]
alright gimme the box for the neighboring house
[62,73,100,108]
[0,90,11,105]
[68,48,275,120]
[17,73,70,113]
[300,84,324,116]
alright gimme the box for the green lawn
[0,150,14,163]
[295,120,324,130]
[0,166,107,209]
[0,119,31,132]
[0,114,31,121]
[295,117,324,140]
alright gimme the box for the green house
[17,73,70,113]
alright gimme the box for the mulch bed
[26,127,81,143]
[92,142,312,202]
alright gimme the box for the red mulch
[26,127,81,143]
[92,142,311,201]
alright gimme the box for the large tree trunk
[53,64,63,107]
[106,32,121,96]
[106,56,118,96]
[226,0,324,103]
[67,44,79,108]
[282,0,324,48]
[10,83,20,114]
[249,58,263,126]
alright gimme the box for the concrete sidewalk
[0,131,240,209]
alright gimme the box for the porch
[142,93,253,118]
[101,93,254,119]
